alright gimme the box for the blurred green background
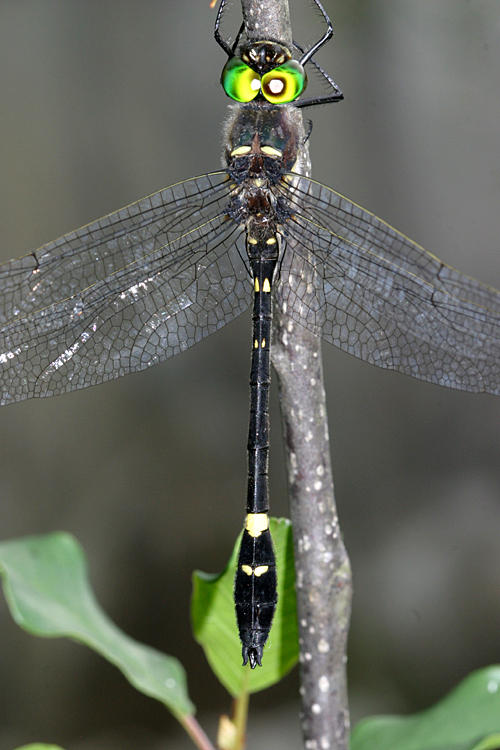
[0,1,499,748]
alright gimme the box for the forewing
[0,173,250,405]
[277,176,500,394]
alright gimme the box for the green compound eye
[261,60,307,104]
[221,57,261,102]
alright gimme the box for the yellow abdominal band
[245,513,269,537]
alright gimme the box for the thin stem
[238,0,353,748]
[181,713,217,750]
[233,683,250,748]
[215,680,249,750]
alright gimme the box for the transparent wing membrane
[277,176,500,394]
[1,168,498,405]
[0,173,250,404]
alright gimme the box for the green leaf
[351,666,500,750]
[14,745,65,750]
[0,532,194,719]
[471,734,500,750]
[191,517,298,696]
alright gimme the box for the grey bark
[236,0,352,747]
[241,0,292,46]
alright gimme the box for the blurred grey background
[0,1,499,748]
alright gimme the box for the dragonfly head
[221,41,307,104]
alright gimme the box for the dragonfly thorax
[229,183,277,232]
[224,105,303,178]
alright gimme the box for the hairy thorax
[223,103,306,243]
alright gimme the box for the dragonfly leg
[293,38,344,109]
[298,0,333,66]
[214,0,245,57]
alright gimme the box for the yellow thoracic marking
[263,278,271,293]
[266,236,276,245]
[248,236,258,245]
[261,145,283,158]
[246,513,269,537]
[231,145,252,156]
[261,338,266,348]
[254,565,269,577]
[253,178,265,187]
[254,278,260,292]
[254,339,259,349]
[241,564,253,576]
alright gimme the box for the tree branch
[241,0,292,46]
[238,0,352,747]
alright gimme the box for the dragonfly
[0,0,499,669]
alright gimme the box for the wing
[0,172,250,405]
[276,176,500,394]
